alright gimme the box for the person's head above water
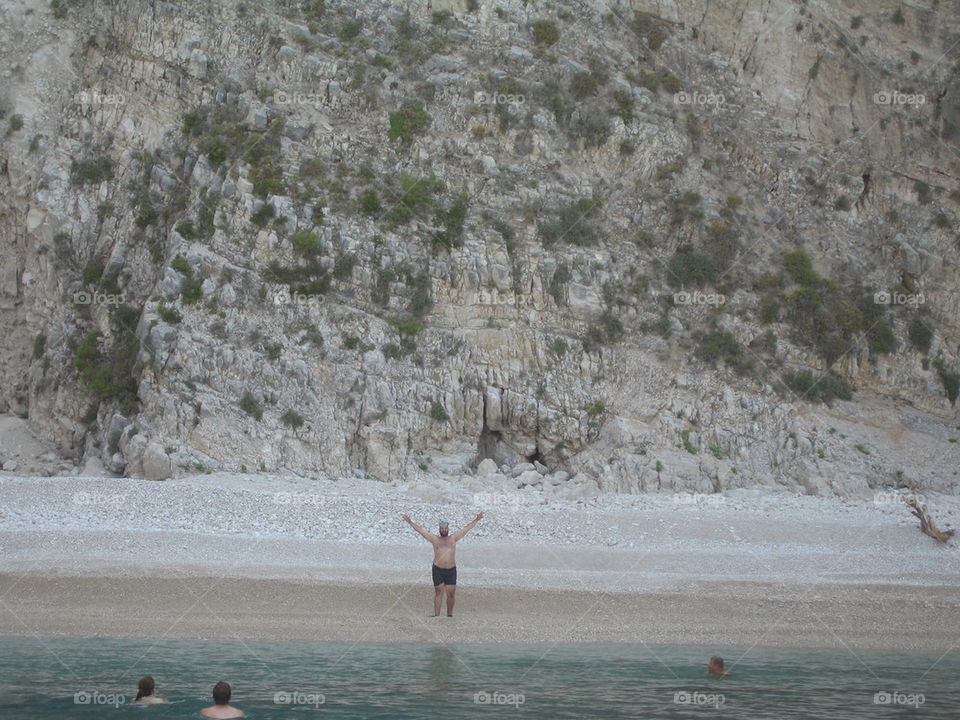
[438,520,449,537]
[135,676,155,700]
[707,656,730,675]
[212,681,232,705]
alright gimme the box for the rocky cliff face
[1,0,958,496]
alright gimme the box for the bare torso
[432,535,458,568]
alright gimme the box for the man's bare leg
[434,585,444,616]
[445,586,455,617]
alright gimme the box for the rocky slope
[1,0,958,496]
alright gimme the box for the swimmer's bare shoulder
[199,707,245,718]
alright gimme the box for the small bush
[409,273,434,318]
[158,305,182,324]
[250,203,276,227]
[359,189,381,215]
[291,231,322,259]
[339,19,363,41]
[531,19,560,46]
[70,157,114,185]
[333,253,357,281]
[433,196,468,251]
[8,114,24,132]
[239,391,263,420]
[538,198,600,247]
[136,206,159,228]
[181,277,203,305]
[176,221,196,240]
[81,260,104,286]
[667,245,715,288]
[430,401,449,421]
[570,71,600,100]
[833,195,851,211]
[281,409,305,429]
[695,329,754,374]
[388,103,432,144]
[585,401,605,417]
[782,249,820,286]
[171,255,192,276]
[382,343,402,360]
[908,316,933,354]
[390,317,424,336]
[782,369,853,404]
[914,180,932,205]
[569,109,611,148]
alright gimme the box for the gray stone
[142,442,172,480]
[477,458,499,477]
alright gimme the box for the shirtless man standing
[402,512,484,617]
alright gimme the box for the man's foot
[447,613,453,617]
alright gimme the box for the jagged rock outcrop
[1,0,958,495]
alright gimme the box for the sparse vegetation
[387,103,432,144]
[781,369,853,404]
[70,157,114,185]
[667,245,715,288]
[239,391,263,420]
[430,401,449,422]
[538,197,600,247]
[531,18,560,46]
[908,316,933,354]
[281,409,305,430]
[695,329,754,375]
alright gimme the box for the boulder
[476,458,499,477]
[141,442,172,480]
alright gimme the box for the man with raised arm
[402,512,484,617]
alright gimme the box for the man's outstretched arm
[452,511,484,541]
[402,514,436,542]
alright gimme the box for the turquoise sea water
[0,635,956,719]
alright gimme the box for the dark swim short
[432,564,457,586]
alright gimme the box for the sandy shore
[1,474,959,652]
[2,571,959,652]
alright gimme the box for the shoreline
[1,474,958,653]
[2,571,959,652]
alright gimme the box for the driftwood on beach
[904,497,955,544]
